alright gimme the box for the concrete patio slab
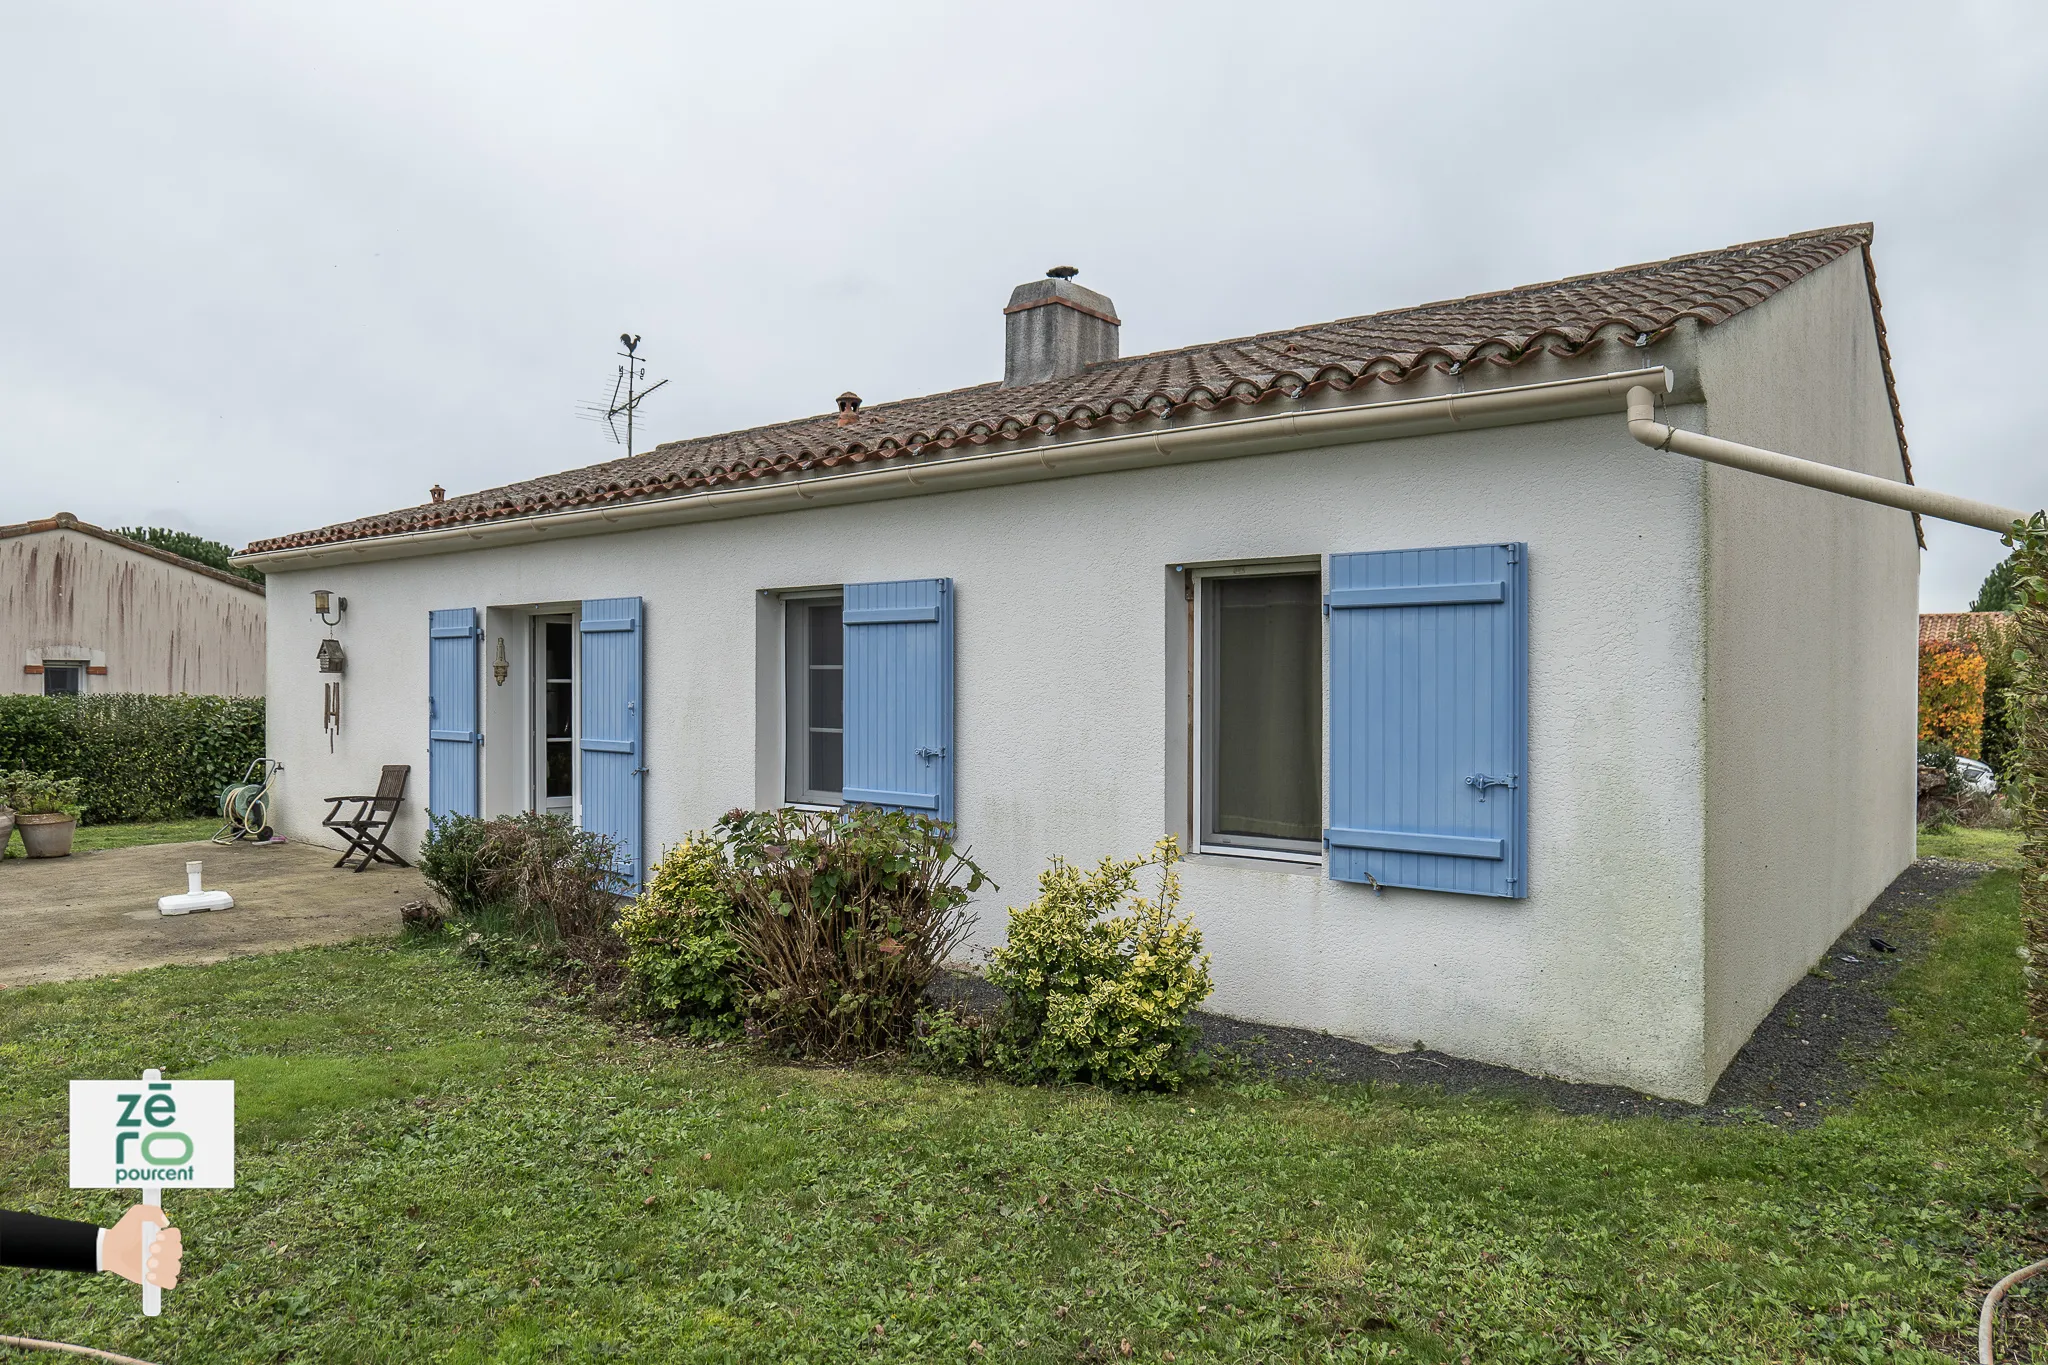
[0,838,425,987]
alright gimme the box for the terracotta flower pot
[16,813,77,858]
[0,809,14,855]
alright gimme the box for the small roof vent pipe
[1003,266,1119,387]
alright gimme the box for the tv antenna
[577,333,669,457]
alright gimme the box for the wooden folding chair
[322,765,411,872]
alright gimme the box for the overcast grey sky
[4,2,2042,608]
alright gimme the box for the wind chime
[313,590,347,751]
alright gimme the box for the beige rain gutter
[1625,385,2028,534]
[236,367,1676,570]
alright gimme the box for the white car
[1954,756,1999,796]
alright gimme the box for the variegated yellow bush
[986,836,1214,1090]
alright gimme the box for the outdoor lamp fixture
[493,637,509,686]
[312,589,348,627]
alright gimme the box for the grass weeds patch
[0,877,2039,1361]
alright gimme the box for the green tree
[1973,551,2019,613]
[113,526,264,585]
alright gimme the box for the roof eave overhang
[233,367,1677,572]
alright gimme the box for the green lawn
[4,816,218,858]
[1917,824,2026,866]
[0,876,2040,1362]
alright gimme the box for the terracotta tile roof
[247,223,1906,555]
[1920,612,2012,648]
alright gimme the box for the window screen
[784,597,844,804]
[1201,573,1321,852]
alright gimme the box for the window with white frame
[1196,565,1323,857]
[784,594,844,805]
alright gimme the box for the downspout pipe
[1625,386,2029,535]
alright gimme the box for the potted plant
[5,770,85,858]
[0,795,13,858]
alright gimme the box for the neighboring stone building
[238,224,1918,1102]
[2,513,265,697]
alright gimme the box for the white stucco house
[236,224,1918,1102]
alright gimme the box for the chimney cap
[429,485,445,504]
[836,391,862,411]
[1046,265,1079,280]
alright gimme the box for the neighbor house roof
[1920,612,2012,648]
[246,223,1909,556]
[3,512,265,595]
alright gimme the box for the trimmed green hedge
[0,694,265,823]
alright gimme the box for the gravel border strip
[933,858,1992,1126]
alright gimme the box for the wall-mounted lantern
[312,590,348,627]
[492,637,509,686]
[315,637,346,673]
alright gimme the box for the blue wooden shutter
[1325,543,1528,898]
[579,597,645,890]
[842,577,954,823]
[427,607,481,818]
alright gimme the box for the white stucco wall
[264,406,1720,1097]
[1692,251,1921,1078]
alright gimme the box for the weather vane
[577,334,669,457]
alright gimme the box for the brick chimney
[1003,266,1119,387]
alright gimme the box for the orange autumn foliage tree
[1919,639,1988,759]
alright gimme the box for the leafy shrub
[616,836,745,1037]
[2,770,85,817]
[2002,514,2047,1205]
[0,694,264,823]
[419,812,493,915]
[985,837,1213,1091]
[909,1003,998,1075]
[1920,640,1988,759]
[419,811,621,945]
[718,806,988,1058]
[1971,616,2023,780]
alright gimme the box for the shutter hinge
[1321,595,1330,617]
[1504,544,1520,564]
[916,747,946,762]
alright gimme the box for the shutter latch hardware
[916,747,946,762]
[1465,773,1518,801]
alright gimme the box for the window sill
[1186,848,1326,876]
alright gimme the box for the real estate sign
[70,1075,235,1189]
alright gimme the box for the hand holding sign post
[70,1069,233,1316]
